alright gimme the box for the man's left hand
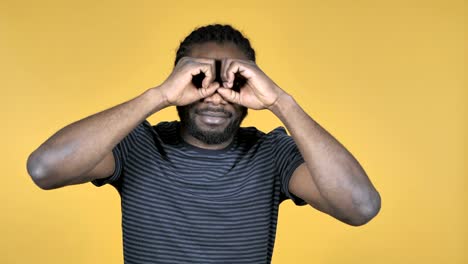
[216,59,287,110]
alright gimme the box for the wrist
[268,92,296,118]
[144,86,171,115]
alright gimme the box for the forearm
[27,86,167,184]
[270,92,380,222]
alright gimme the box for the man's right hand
[158,57,220,107]
[28,57,223,190]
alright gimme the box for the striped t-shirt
[91,120,307,264]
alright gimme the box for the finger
[225,61,253,88]
[190,58,216,88]
[217,87,241,105]
[199,59,216,88]
[220,58,231,87]
[179,57,214,68]
[198,81,220,99]
[189,62,213,89]
[204,62,216,88]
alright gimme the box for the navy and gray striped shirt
[91,120,307,264]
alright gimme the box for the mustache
[195,107,232,117]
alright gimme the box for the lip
[197,111,230,118]
[196,111,230,126]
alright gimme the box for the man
[27,24,381,263]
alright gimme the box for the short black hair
[174,24,256,66]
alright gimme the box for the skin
[27,40,381,227]
[159,42,251,149]
[160,41,381,226]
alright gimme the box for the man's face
[176,42,249,145]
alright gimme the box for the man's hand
[216,59,288,110]
[158,57,220,107]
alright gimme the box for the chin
[176,104,248,145]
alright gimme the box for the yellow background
[1,0,465,263]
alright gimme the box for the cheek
[233,106,247,119]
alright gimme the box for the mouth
[195,109,231,126]
[197,111,230,118]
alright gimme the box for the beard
[176,103,248,145]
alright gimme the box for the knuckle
[198,88,204,98]
[187,60,197,66]
[180,56,190,64]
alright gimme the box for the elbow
[347,190,382,227]
[26,152,55,190]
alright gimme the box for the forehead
[188,42,250,61]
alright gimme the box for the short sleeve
[91,120,152,188]
[270,127,308,206]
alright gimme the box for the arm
[26,87,167,190]
[26,56,220,190]
[216,58,381,226]
[270,94,381,226]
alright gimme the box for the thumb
[198,82,220,99]
[217,87,240,104]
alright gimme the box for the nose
[203,90,228,105]
[202,59,228,105]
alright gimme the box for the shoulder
[153,120,178,130]
[265,126,291,144]
[152,120,180,143]
[268,126,289,137]
[132,119,176,138]
[237,125,288,137]
[237,126,265,138]
[236,125,290,147]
